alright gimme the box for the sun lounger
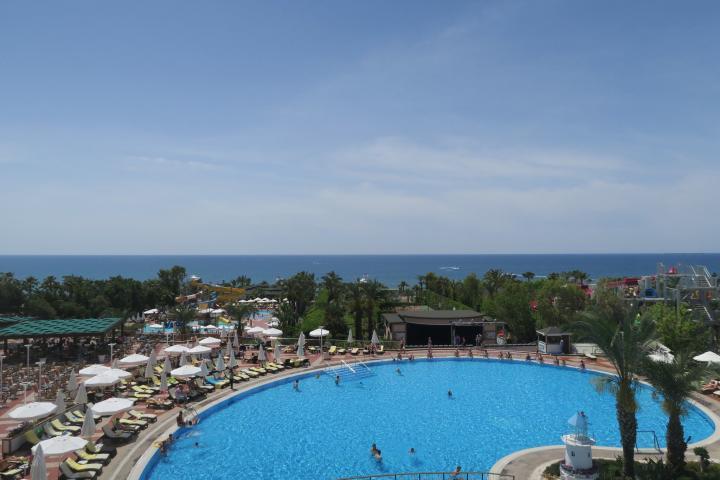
[241,368,260,378]
[75,449,110,464]
[0,466,24,479]
[59,462,97,479]
[129,410,157,422]
[377,345,385,354]
[64,412,85,425]
[87,441,116,457]
[24,429,42,445]
[101,424,133,441]
[233,372,250,381]
[43,423,64,437]
[154,366,164,374]
[205,377,229,389]
[73,410,100,421]
[263,364,279,373]
[350,348,359,355]
[267,362,284,371]
[337,348,346,355]
[585,353,597,361]
[52,419,80,433]
[328,346,337,355]
[119,418,148,429]
[308,346,317,354]
[65,457,103,472]
[249,367,267,375]
[146,398,173,409]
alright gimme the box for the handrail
[337,471,514,480]
[636,430,661,452]
[342,360,356,374]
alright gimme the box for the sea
[1,254,719,287]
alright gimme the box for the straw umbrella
[74,383,88,405]
[30,443,46,480]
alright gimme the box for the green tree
[321,271,344,304]
[0,273,25,313]
[362,280,386,339]
[522,271,535,282]
[483,269,508,298]
[284,272,316,319]
[535,280,586,328]
[574,308,657,479]
[642,348,709,474]
[494,282,536,342]
[646,303,709,353]
[171,304,196,336]
[346,282,365,341]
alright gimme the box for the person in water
[452,465,462,478]
[396,368,402,375]
[293,380,300,391]
[448,389,453,398]
[335,375,340,385]
[409,447,416,455]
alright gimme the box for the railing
[636,430,661,452]
[337,472,514,480]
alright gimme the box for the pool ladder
[324,360,375,382]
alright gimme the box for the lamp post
[36,359,46,397]
[24,344,31,371]
[21,381,32,405]
[108,343,116,364]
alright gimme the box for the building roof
[536,326,571,336]
[384,310,488,326]
[0,318,123,339]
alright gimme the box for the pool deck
[102,349,720,480]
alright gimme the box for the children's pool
[141,359,716,479]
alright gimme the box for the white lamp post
[21,381,32,405]
[24,344,31,371]
[108,343,116,363]
[36,360,46,397]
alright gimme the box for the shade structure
[79,364,111,376]
[74,383,88,405]
[258,344,267,362]
[188,345,212,355]
[171,365,201,378]
[297,332,305,357]
[107,368,132,379]
[159,372,168,391]
[233,330,240,348]
[199,337,221,346]
[30,443,47,480]
[225,340,233,358]
[200,361,209,377]
[263,328,283,337]
[143,308,159,315]
[84,373,120,388]
[347,330,353,344]
[163,356,172,374]
[694,351,720,364]
[111,359,119,369]
[118,354,149,367]
[309,328,329,338]
[92,397,134,416]
[32,435,87,456]
[228,349,238,369]
[215,355,225,371]
[274,342,282,362]
[179,352,188,366]
[164,344,190,355]
[247,326,264,335]
[8,402,57,421]
[54,390,66,412]
[144,360,155,379]
[80,407,96,438]
[66,371,78,392]
[371,330,380,345]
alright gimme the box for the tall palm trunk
[617,382,637,478]
[666,406,686,473]
[353,312,363,341]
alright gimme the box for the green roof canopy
[0,318,122,339]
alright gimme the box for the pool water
[143,359,715,480]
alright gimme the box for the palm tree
[574,309,657,478]
[172,304,197,337]
[346,283,365,341]
[225,303,254,330]
[362,280,385,338]
[483,269,507,298]
[642,349,709,473]
[321,271,344,304]
[522,272,535,282]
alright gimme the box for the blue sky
[1,1,719,254]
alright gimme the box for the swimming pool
[141,359,716,479]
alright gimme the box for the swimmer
[452,465,462,478]
[335,375,340,385]
[370,443,378,455]
[194,441,199,448]
[396,368,402,375]
[293,380,300,391]
[409,447,415,455]
[580,360,586,370]
[374,449,382,461]
[447,389,453,398]
[315,373,321,379]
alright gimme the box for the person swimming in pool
[409,447,415,455]
[335,375,340,385]
[396,368,402,375]
[448,389,453,398]
[293,380,300,391]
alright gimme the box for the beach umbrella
[80,407,96,438]
[107,368,132,379]
[215,355,225,371]
[200,361,209,377]
[54,390,66,413]
[147,323,163,330]
[649,352,674,363]
[199,337,221,346]
[143,308,159,315]
[79,365,111,376]
[258,344,267,362]
[164,345,190,355]
[32,435,87,456]
[225,340,233,358]
[180,352,188,366]
[263,328,283,337]
[163,356,172,374]
[74,383,88,405]
[30,443,46,480]
[160,372,168,391]
[119,354,149,367]
[228,349,238,369]
[233,329,240,347]
[171,365,201,379]
[84,373,120,388]
[67,371,78,392]
[371,330,380,345]
[247,326,264,335]
[694,351,720,364]
[297,332,305,357]
[188,345,212,355]
[347,330,353,344]
[92,397,134,416]
[310,327,330,357]
[144,360,155,379]
[9,402,57,421]
[274,342,283,362]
